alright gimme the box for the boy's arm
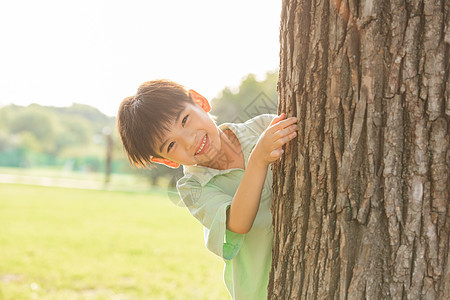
[226,114,298,234]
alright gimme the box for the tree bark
[269,0,449,299]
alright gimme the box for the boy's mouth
[194,134,209,156]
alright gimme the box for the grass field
[0,184,229,299]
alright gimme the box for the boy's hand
[251,113,298,166]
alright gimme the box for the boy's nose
[180,130,196,150]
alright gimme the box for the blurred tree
[53,103,112,129]
[54,116,92,153]
[9,108,57,154]
[16,132,41,152]
[211,70,278,124]
[9,109,55,141]
[0,103,114,168]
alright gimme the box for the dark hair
[117,79,195,167]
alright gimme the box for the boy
[117,79,298,299]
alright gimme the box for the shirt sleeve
[245,113,278,136]
[176,176,245,260]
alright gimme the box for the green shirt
[176,114,276,299]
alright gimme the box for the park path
[0,173,104,190]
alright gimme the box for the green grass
[0,184,229,299]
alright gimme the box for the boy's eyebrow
[159,109,184,153]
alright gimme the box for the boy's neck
[198,129,245,171]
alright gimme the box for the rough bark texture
[269,0,449,299]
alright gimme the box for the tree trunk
[269,0,449,299]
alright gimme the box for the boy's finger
[269,148,284,158]
[268,117,297,133]
[269,113,285,126]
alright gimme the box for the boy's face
[155,101,222,167]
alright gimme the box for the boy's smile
[194,134,209,156]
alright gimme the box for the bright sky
[0,0,281,116]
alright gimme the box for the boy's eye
[182,115,189,126]
[167,115,188,153]
[167,142,174,152]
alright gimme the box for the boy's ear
[189,89,211,112]
[150,157,180,169]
